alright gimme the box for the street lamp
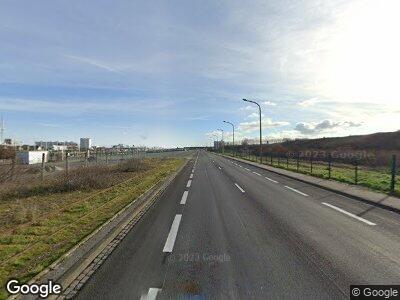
[223,120,235,156]
[242,98,262,163]
[217,128,224,154]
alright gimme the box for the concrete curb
[217,153,400,213]
[12,157,191,300]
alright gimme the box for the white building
[80,138,92,150]
[52,145,68,151]
[16,151,49,165]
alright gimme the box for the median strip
[322,202,377,226]
[284,185,309,196]
[234,183,245,193]
[163,214,182,252]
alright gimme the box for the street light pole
[217,128,224,154]
[223,120,235,156]
[242,98,262,163]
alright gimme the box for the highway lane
[76,150,400,299]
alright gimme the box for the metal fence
[220,148,399,196]
[0,149,147,186]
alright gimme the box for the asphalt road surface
[76,150,400,299]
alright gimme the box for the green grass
[0,158,185,299]
[225,152,399,196]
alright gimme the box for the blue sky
[1,0,399,147]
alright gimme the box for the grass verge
[0,157,185,299]
[225,153,399,197]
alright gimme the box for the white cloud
[298,98,320,107]
[238,118,290,133]
[64,54,123,74]
[294,119,362,135]
[0,98,175,115]
[263,101,276,106]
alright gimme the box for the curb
[12,157,191,300]
[217,153,400,214]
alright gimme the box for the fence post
[270,153,273,165]
[354,162,358,185]
[328,153,332,179]
[65,151,69,176]
[41,153,45,182]
[310,152,313,174]
[390,154,396,193]
[296,152,300,172]
[286,154,289,169]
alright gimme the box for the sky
[1,0,399,147]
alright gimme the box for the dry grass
[0,157,185,299]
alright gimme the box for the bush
[118,158,152,172]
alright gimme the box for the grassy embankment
[0,157,185,299]
[226,152,399,196]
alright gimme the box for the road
[76,150,400,299]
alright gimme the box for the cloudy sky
[1,0,399,147]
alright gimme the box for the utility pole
[243,99,262,163]
[223,120,235,156]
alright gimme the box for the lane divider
[252,171,261,176]
[234,183,245,193]
[180,191,189,205]
[284,185,309,196]
[163,214,182,252]
[322,202,377,226]
[141,288,161,300]
[265,176,278,183]
[190,173,193,179]
[186,180,192,188]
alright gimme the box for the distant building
[35,141,78,150]
[16,151,49,165]
[51,145,68,151]
[214,140,224,150]
[4,138,13,145]
[80,138,92,150]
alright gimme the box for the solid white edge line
[163,214,183,252]
[186,180,192,188]
[265,177,278,183]
[284,185,309,196]
[252,171,261,176]
[322,202,377,226]
[234,183,245,193]
[180,191,189,204]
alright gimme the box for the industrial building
[80,138,92,150]
[16,151,49,165]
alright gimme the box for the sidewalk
[221,154,400,212]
